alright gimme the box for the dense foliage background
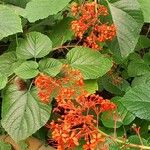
[0,0,150,149]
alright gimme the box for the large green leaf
[66,47,113,79]
[119,82,150,120]
[14,61,39,79]
[1,84,51,142]
[107,0,143,57]
[101,97,135,128]
[0,73,8,90]
[25,0,71,22]
[0,52,23,77]
[0,5,22,40]
[138,0,150,23]
[16,32,52,59]
[50,18,74,47]
[39,58,62,77]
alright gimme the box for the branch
[99,130,150,150]
[52,45,78,51]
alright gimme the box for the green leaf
[101,97,135,128]
[1,84,51,142]
[135,35,150,51]
[16,32,52,59]
[5,4,26,17]
[131,74,150,87]
[107,0,143,57]
[105,138,119,150]
[50,18,74,47]
[84,80,98,94]
[128,135,148,150]
[4,0,30,8]
[0,141,12,150]
[119,82,150,120]
[0,52,23,77]
[99,75,130,95]
[0,5,22,40]
[138,0,150,22]
[66,47,113,79]
[25,0,71,22]
[144,52,150,65]
[39,58,62,77]
[128,59,150,77]
[14,61,39,79]
[0,73,8,90]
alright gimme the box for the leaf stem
[52,45,78,51]
[99,130,150,150]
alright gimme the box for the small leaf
[39,58,62,77]
[1,85,51,142]
[14,61,39,79]
[84,80,98,94]
[66,47,113,79]
[0,5,22,40]
[16,32,52,59]
[0,52,23,77]
[107,0,143,57]
[26,0,71,22]
[0,141,12,150]
[101,97,135,128]
[0,73,8,90]
[119,82,150,120]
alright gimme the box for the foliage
[0,0,150,149]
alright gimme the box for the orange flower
[34,74,60,103]
[70,2,116,50]
[35,68,116,150]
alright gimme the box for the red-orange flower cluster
[35,74,59,103]
[35,67,116,150]
[49,92,116,150]
[71,2,116,50]
[34,65,83,103]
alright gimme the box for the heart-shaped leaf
[14,61,39,79]
[1,84,51,142]
[66,47,113,79]
[39,58,62,77]
[119,82,150,120]
[16,32,52,59]
[107,0,143,57]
